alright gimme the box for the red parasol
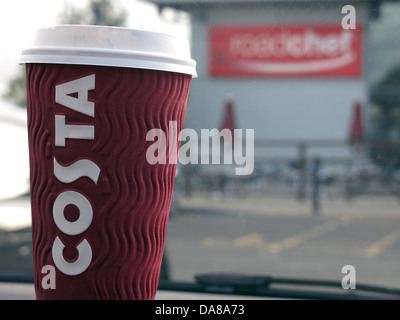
[349,101,364,143]
[220,98,237,141]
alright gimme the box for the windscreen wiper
[157,273,400,300]
[2,271,399,299]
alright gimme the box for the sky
[0,0,190,96]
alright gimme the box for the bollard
[312,157,321,215]
[297,143,307,201]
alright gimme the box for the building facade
[148,0,377,160]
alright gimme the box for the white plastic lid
[20,25,197,77]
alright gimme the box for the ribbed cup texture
[26,63,191,299]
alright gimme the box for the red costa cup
[21,25,196,300]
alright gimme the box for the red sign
[209,25,362,77]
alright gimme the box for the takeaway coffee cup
[21,25,196,300]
